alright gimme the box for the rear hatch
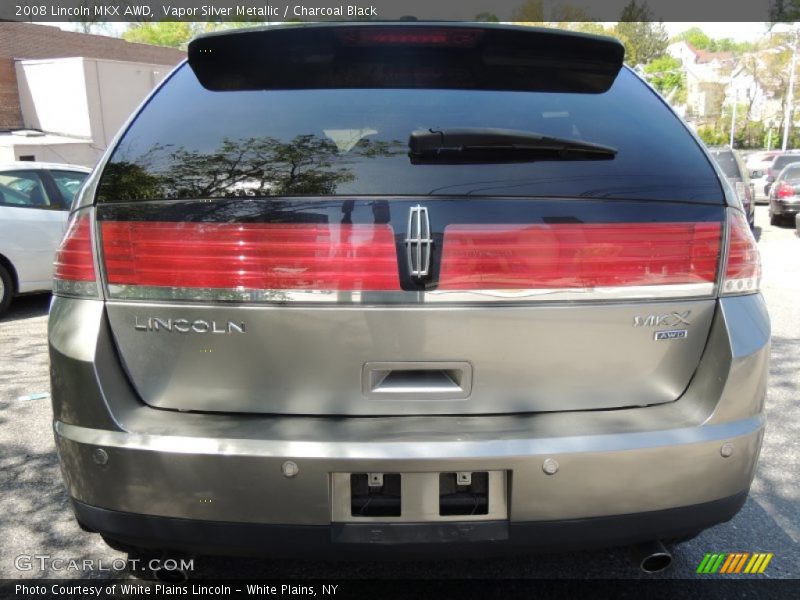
[87,24,729,416]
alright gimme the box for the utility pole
[782,27,798,151]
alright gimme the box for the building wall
[0,22,184,130]
[0,58,22,129]
[17,57,173,151]
[16,59,92,138]
[0,22,185,64]
[3,141,100,167]
[83,59,169,147]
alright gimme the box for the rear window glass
[709,151,741,179]
[773,155,800,170]
[782,166,800,182]
[97,64,723,203]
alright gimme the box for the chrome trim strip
[425,283,714,302]
[106,282,715,304]
[54,415,763,459]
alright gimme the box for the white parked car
[0,162,91,315]
[745,151,780,204]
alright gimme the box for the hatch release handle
[362,361,472,401]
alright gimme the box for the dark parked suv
[49,24,767,572]
[765,152,800,196]
[768,162,800,225]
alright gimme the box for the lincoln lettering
[134,317,245,334]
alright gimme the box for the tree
[614,1,669,66]
[737,32,795,138]
[122,23,200,48]
[643,55,685,103]
[474,12,499,22]
[571,22,612,36]
[696,126,727,146]
[674,26,713,50]
[673,26,755,53]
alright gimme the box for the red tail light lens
[53,214,98,298]
[721,211,761,296]
[776,182,794,199]
[439,222,721,293]
[101,222,401,293]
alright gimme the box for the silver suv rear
[49,24,768,562]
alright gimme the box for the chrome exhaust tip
[633,540,673,574]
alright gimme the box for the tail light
[53,213,98,298]
[101,222,401,296]
[721,211,761,296]
[438,222,721,294]
[776,182,794,199]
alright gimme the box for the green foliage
[674,27,713,50]
[122,22,200,48]
[696,127,727,146]
[643,55,684,97]
[672,26,755,53]
[474,12,499,22]
[613,1,668,65]
[571,22,612,36]
[725,115,767,149]
[768,128,800,151]
[698,109,777,150]
[122,21,272,48]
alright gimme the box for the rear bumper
[56,415,763,556]
[72,491,748,558]
[770,199,800,216]
[50,294,770,555]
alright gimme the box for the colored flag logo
[697,552,773,574]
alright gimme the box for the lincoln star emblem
[405,205,433,278]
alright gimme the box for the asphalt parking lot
[1,205,797,582]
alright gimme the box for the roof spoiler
[188,23,625,94]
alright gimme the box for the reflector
[722,211,760,295]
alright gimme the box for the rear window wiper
[409,128,617,164]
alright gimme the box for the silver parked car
[49,24,768,574]
[0,162,90,314]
